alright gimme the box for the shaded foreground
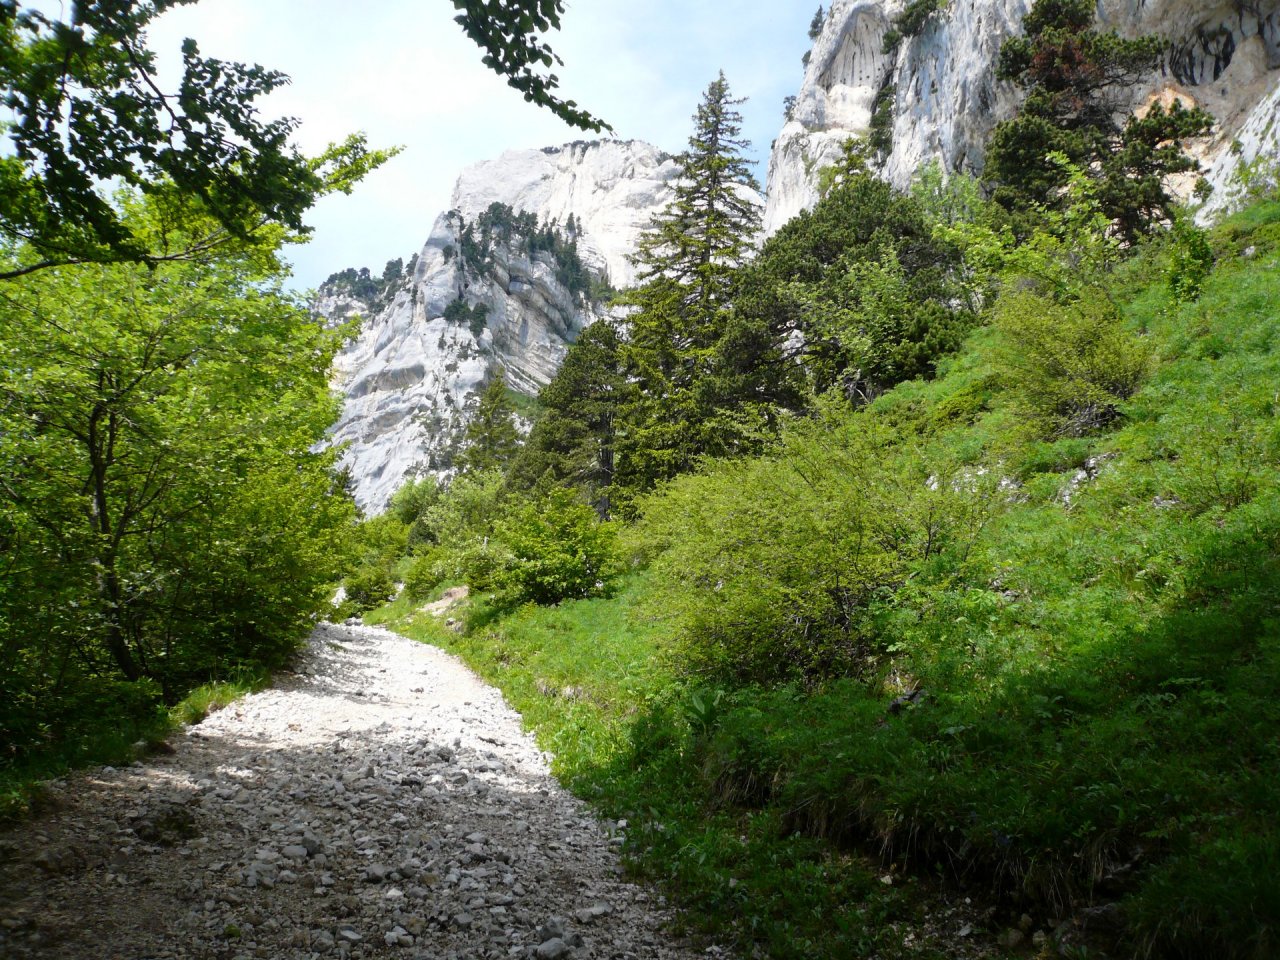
[0,624,713,960]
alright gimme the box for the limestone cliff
[318,140,679,513]
[764,0,1280,234]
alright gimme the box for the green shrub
[995,288,1150,438]
[455,540,513,592]
[636,412,998,682]
[342,565,397,614]
[418,469,507,545]
[494,489,618,606]
[387,475,441,529]
[1166,217,1214,302]
[402,549,445,601]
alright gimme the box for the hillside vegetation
[371,195,1280,960]
[365,182,1280,957]
[5,4,1277,957]
[346,36,1280,953]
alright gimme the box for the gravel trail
[0,622,717,960]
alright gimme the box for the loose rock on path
[0,623,721,960]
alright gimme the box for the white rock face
[320,140,680,514]
[451,140,680,290]
[764,0,1280,234]
[1199,69,1280,218]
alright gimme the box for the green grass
[167,670,267,726]
[505,385,544,422]
[361,587,418,626]
[387,573,667,779]
[378,575,974,959]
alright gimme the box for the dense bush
[494,490,619,606]
[733,153,975,407]
[0,211,355,720]
[635,410,995,682]
[340,565,398,615]
[993,288,1151,438]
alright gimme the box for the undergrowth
[386,578,980,959]
[0,669,267,821]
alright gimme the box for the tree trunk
[88,396,141,681]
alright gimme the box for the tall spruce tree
[986,0,1213,241]
[455,375,521,474]
[507,321,626,518]
[616,72,762,499]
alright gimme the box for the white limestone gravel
[0,622,722,960]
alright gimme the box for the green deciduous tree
[0,201,354,719]
[0,0,597,277]
[0,1,397,277]
[986,0,1213,241]
[449,0,609,133]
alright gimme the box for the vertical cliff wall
[764,0,1280,234]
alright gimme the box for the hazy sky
[145,1,817,291]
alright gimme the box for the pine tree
[629,72,761,323]
[616,72,762,498]
[809,7,826,41]
[986,0,1213,241]
[456,375,522,474]
[507,321,627,517]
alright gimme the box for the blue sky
[146,1,816,290]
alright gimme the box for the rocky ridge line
[765,0,1280,234]
[320,139,686,513]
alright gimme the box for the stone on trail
[535,937,571,960]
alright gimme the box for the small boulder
[536,937,571,959]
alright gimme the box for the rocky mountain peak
[317,139,680,513]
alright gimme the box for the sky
[143,1,818,291]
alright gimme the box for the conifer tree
[616,72,762,497]
[809,7,826,41]
[629,72,760,317]
[986,0,1212,241]
[456,375,521,474]
[508,321,626,517]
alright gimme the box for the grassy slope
[379,202,1280,959]
[385,575,962,959]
